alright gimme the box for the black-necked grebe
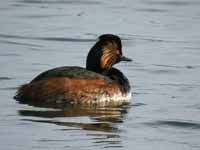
[15,34,132,106]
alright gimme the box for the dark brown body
[17,76,128,105]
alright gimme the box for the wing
[31,66,111,83]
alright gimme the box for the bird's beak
[120,55,132,62]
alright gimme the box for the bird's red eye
[115,50,121,55]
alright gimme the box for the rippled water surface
[1,0,200,149]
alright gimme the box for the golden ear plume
[100,47,116,70]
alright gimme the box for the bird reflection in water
[18,101,129,148]
[18,101,130,133]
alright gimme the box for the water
[1,0,200,149]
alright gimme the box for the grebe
[15,34,132,106]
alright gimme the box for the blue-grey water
[1,0,200,149]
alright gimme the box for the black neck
[86,41,103,73]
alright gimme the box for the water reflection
[22,118,118,132]
[18,102,129,132]
[18,103,129,148]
